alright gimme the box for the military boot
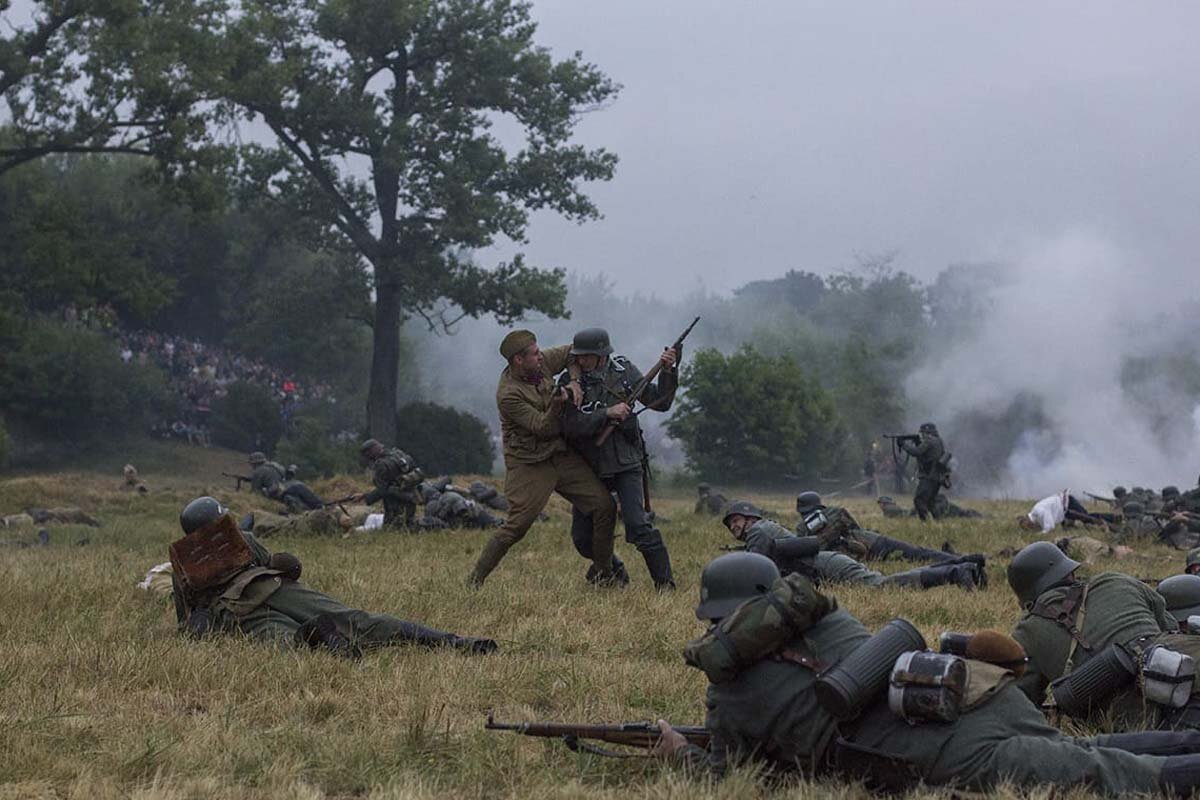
[1160,755,1200,794]
[468,537,513,587]
[918,563,981,591]
[586,555,630,587]
[641,547,676,591]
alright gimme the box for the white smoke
[907,229,1200,497]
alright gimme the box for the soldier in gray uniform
[247,452,323,512]
[353,439,424,528]
[171,497,496,656]
[651,553,1200,795]
[694,483,727,515]
[1008,541,1200,731]
[899,423,949,520]
[417,484,503,530]
[723,500,983,590]
[560,327,679,589]
[795,491,976,566]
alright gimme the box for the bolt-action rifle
[222,472,253,491]
[485,713,709,758]
[593,316,701,448]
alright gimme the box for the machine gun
[485,713,709,758]
[222,472,253,491]
[594,316,701,447]
[1085,492,1118,506]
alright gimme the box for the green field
[0,445,1187,799]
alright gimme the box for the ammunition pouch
[815,618,927,720]
[683,573,833,683]
[831,736,922,794]
[888,651,968,723]
[1050,642,1136,717]
[1140,645,1196,708]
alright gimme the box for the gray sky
[497,1,1200,294]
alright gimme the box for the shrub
[666,346,852,485]
[275,417,360,479]
[0,312,167,444]
[395,402,495,475]
[210,382,284,454]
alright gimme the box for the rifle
[1085,492,1117,506]
[485,713,709,758]
[322,494,360,515]
[594,316,701,447]
[222,472,253,491]
[882,434,918,491]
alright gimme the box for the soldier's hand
[565,380,583,407]
[606,402,631,422]
[650,719,688,759]
[660,347,678,370]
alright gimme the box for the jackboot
[641,546,676,590]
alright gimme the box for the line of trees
[2,0,617,444]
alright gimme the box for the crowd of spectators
[60,305,336,446]
[115,329,336,445]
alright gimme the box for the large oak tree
[211,0,618,442]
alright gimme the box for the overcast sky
[495,1,1200,295]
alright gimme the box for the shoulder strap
[1028,582,1093,675]
[1028,581,1092,653]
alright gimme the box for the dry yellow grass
[0,463,1188,798]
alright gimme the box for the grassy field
[0,450,1189,799]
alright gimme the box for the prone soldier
[694,483,728,516]
[795,490,979,566]
[722,500,983,590]
[650,552,1200,795]
[247,452,324,513]
[1008,541,1200,731]
[170,497,496,656]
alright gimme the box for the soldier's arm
[742,528,775,558]
[498,392,563,439]
[899,439,928,458]
[242,531,274,565]
[541,344,572,376]
[626,357,678,413]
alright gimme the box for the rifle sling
[1028,582,1092,673]
[562,735,652,759]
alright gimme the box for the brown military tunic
[469,344,616,585]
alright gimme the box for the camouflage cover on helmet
[684,572,834,683]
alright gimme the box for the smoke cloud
[908,230,1200,497]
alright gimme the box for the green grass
[0,451,1187,798]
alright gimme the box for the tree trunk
[367,277,402,445]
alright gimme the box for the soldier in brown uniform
[467,330,618,587]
